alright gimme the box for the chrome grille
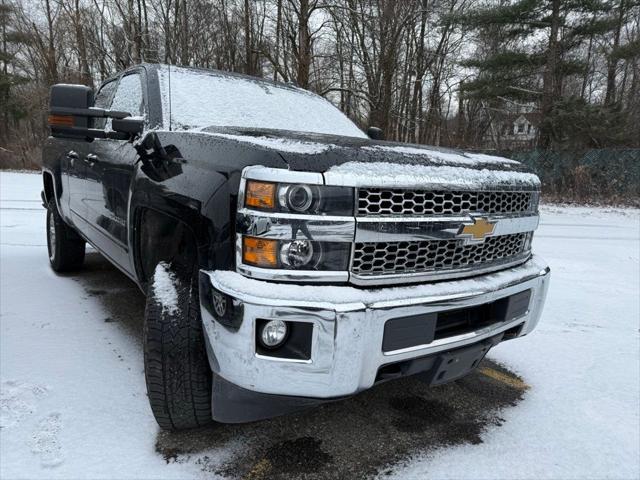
[351,233,530,276]
[358,189,538,216]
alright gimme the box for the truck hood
[197,127,540,189]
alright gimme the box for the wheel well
[43,172,54,204]
[135,208,199,289]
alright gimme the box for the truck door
[60,80,116,235]
[61,140,88,226]
[83,71,145,274]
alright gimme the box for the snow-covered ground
[389,205,640,480]
[0,172,225,479]
[1,171,639,479]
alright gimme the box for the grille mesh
[351,233,530,276]
[358,189,537,216]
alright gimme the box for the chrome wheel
[48,209,56,261]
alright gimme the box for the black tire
[46,198,85,272]
[143,262,213,430]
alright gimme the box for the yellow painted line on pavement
[244,458,272,480]
[479,367,529,390]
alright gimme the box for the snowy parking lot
[1,171,639,479]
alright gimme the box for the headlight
[244,180,353,216]
[280,240,315,267]
[242,236,349,271]
[279,185,314,213]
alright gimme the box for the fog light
[280,240,315,268]
[260,319,288,348]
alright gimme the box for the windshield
[158,66,366,138]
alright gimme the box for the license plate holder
[424,339,493,386]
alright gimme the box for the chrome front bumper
[199,256,550,400]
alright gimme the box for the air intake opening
[382,289,532,353]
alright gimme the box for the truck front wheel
[143,261,213,430]
[46,198,85,272]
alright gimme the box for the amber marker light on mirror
[48,114,74,127]
[243,237,278,268]
[245,181,276,209]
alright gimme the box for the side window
[93,80,116,129]
[107,73,145,129]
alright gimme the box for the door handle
[84,154,99,167]
[66,151,78,167]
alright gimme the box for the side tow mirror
[48,84,94,139]
[367,126,384,140]
[48,83,137,141]
[112,117,144,136]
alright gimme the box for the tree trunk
[180,0,189,65]
[1,0,9,140]
[581,15,595,101]
[605,0,626,106]
[244,0,254,75]
[142,0,151,61]
[74,0,92,86]
[539,0,561,149]
[44,0,58,84]
[274,0,282,80]
[457,85,465,147]
[163,0,171,63]
[296,0,312,88]
[368,0,401,136]
[409,0,427,143]
[134,0,143,62]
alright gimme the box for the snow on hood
[362,145,520,167]
[464,152,521,165]
[362,145,520,166]
[197,131,331,154]
[324,161,541,189]
[153,127,538,188]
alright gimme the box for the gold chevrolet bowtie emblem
[458,217,496,242]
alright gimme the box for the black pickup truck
[42,63,550,430]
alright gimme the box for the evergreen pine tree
[451,0,629,149]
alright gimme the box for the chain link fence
[492,149,640,206]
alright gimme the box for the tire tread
[47,198,85,272]
[143,263,212,431]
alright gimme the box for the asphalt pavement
[76,252,528,480]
